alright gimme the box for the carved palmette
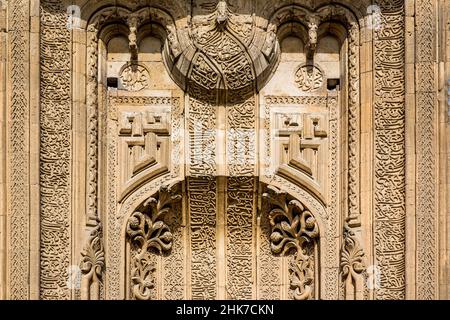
[263,185,319,300]
[340,222,365,300]
[80,220,105,300]
[126,183,181,300]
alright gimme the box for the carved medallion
[120,64,149,91]
[295,65,324,92]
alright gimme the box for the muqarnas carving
[263,185,319,300]
[126,183,181,300]
[165,0,279,97]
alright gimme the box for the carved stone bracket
[126,182,182,300]
[263,185,319,300]
[307,15,320,58]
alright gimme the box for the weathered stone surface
[0,0,448,300]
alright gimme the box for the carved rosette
[126,183,181,300]
[263,185,319,300]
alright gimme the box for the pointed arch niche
[71,5,185,300]
[71,2,372,301]
[258,4,366,300]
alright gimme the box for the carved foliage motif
[126,184,181,300]
[373,0,406,299]
[80,220,105,300]
[40,0,72,300]
[340,222,365,300]
[9,0,29,300]
[263,186,319,300]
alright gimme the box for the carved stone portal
[1,0,445,302]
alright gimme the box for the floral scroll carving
[263,185,319,300]
[126,183,182,300]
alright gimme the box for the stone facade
[0,0,448,300]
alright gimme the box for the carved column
[305,5,366,299]
[78,24,105,301]
[341,22,365,301]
